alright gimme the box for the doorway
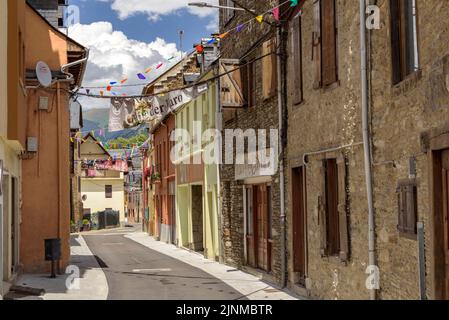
[11,177,18,275]
[436,149,449,299]
[292,167,307,285]
[245,184,272,273]
[191,185,204,252]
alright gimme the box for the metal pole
[276,24,287,288]
[417,222,427,300]
[360,0,377,300]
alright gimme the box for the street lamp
[188,2,249,12]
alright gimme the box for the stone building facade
[284,0,449,300]
[218,0,284,285]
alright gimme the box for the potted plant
[82,219,91,232]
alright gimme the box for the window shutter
[319,160,328,256]
[390,0,402,84]
[241,62,249,106]
[337,153,349,262]
[292,13,303,104]
[312,0,322,89]
[262,39,277,100]
[220,59,246,108]
[397,179,418,238]
[321,0,338,86]
[249,62,256,107]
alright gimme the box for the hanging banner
[108,84,208,132]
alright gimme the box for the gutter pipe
[359,0,377,300]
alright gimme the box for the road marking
[132,268,172,273]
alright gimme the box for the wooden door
[257,185,269,272]
[441,150,449,299]
[292,167,307,282]
[246,187,256,267]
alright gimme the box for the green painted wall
[175,72,220,260]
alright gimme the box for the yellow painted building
[175,72,221,261]
[80,134,126,226]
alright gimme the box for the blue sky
[69,0,216,51]
[67,0,218,109]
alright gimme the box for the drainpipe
[359,0,377,300]
[61,49,90,85]
[215,77,224,263]
[56,80,62,274]
[276,24,287,288]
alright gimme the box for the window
[241,61,256,107]
[324,159,339,256]
[105,185,112,198]
[390,0,419,84]
[223,0,235,25]
[319,155,349,261]
[219,59,245,108]
[291,12,303,104]
[262,39,277,100]
[397,179,418,239]
[312,0,338,88]
[58,18,64,28]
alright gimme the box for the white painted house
[80,134,126,226]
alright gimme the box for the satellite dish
[82,195,87,202]
[36,61,52,87]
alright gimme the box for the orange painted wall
[153,115,176,230]
[20,5,72,273]
[7,0,27,148]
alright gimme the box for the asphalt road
[83,227,245,300]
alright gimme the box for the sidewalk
[125,232,301,300]
[13,235,108,300]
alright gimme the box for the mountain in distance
[82,108,147,143]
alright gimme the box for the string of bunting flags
[79,55,178,96]
[206,0,300,43]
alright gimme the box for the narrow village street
[2,0,449,307]
[83,225,252,300]
[12,225,298,301]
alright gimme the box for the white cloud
[68,21,182,109]
[100,0,219,22]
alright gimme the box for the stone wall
[369,0,449,300]
[219,0,284,285]
[285,0,449,300]
[285,0,367,299]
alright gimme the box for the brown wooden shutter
[241,62,249,107]
[319,159,328,256]
[262,39,277,100]
[337,153,349,262]
[326,159,339,256]
[292,13,303,104]
[390,0,402,84]
[220,59,245,108]
[321,0,338,87]
[312,0,322,89]
[249,62,256,107]
[397,179,417,238]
